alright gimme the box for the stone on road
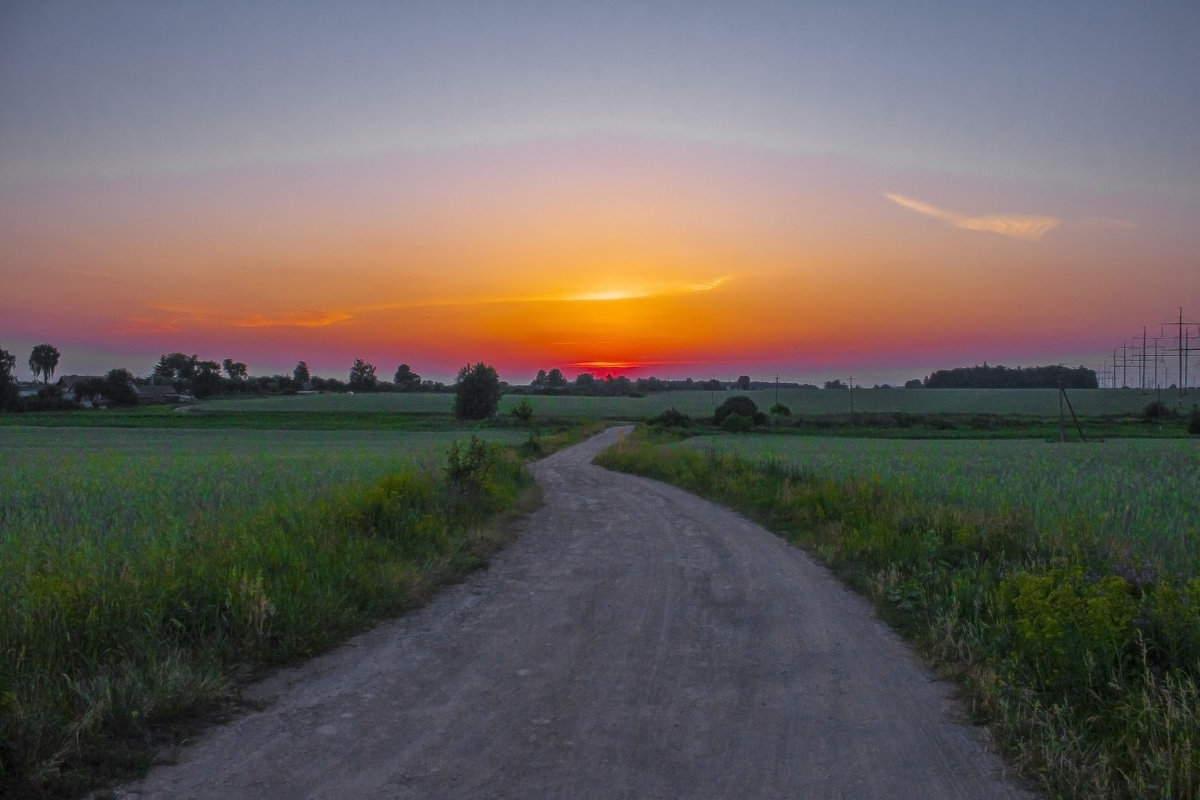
[118,427,1033,799]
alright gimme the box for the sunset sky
[3,1,1198,386]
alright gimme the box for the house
[136,384,195,405]
[56,375,107,407]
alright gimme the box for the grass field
[681,435,1200,575]
[598,430,1200,798]
[81,386,1200,422]
[0,426,542,798]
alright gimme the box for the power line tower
[1163,307,1200,397]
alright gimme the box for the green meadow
[598,430,1200,799]
[0,425,545,798]
[681,435,1200,574]
[2,387,1197,798]
[94,385,1200,422]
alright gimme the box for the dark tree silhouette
[222,358,248,381]
[104,369,139,406]
[0,344,16,410]
[454,362,501,420]
[191,360,222,398]
[153,352,197,384]
[293,361,310,386]
[348,359,377,390]
[923,364,1098,389]
[393,363,421,392]
[28,343,60,384]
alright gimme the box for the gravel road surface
[118,427,1034,799]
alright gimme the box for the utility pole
[1162,307,1200,396]
[1141,326,1148,391]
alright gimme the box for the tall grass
[597,431,1200,799]
[0,431,531,798]
[682,435,1200,576]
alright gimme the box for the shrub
[721,412,755,433]
[649,406,692,428]
[714,395,766,426]
[1189,405,1200,435]
[510,397,534,424]
[769,402,791,416]
[444,435,493,500]
[1142,399,1172,420]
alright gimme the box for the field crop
[0,427,530,797]
[598,431,1200,798]
[194,386,1200,422]
[681,435,1200,575]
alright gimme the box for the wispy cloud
[114,275,734,337]
[233,311,354,328]
[115,316,184,335]
[884,193,1060,241]
[350,275,738,312]
[561,276,733,303]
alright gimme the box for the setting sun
[2,3,1197,387]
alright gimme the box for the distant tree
[348,359,378,391]
[904,379,923,389]
[191,360,223,398]
[454,362,501,420]
[547,368,567,390]
[104,369,139,406]
[393,363,421,392]
[154,352,198,385]
[700,378,723,392]
[0,344,17,410]
[923,364,1098,389]
[736,375,751,391]
[28,343,61,384]
[574,372,595,390]
[222,358,248,382]
[824,379,848,390]
[313,376,347,392]
[293,361,310,386]
[714,395,766,426]
[72,376,109,407]
[532,369,548,390]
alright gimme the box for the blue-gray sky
[2,1,1198,384]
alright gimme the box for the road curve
[118,427,1034,799]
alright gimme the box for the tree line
[922,363,1099,389]
[4,339,1103,416]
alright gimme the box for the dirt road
[118,427,1033,799]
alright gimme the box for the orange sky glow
[3,4,1198,386]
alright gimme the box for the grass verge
[1,426,594,799]
[595,429,1200,799]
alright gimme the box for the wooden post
[1058,377,1066,442]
